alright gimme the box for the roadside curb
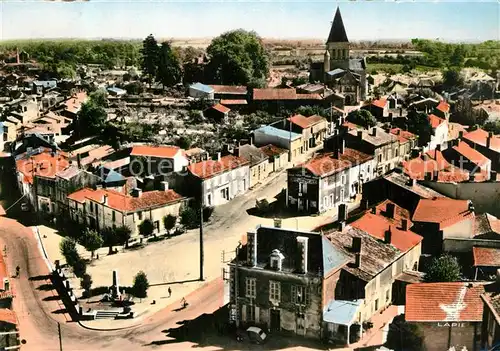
[32,226,53,272]
[77,277,220,331]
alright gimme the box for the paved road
[0,216,226,351]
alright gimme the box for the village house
[187,154,250,207]
[228,225,350,340]
[253,125,303,164]
[462,128,500,172]
[272,114,328,154]
[209,85,248,100]
[287,143,373,214]
[16,148,70,213]
[433,100,451,120]
[361,98,388,119]
[473,100,500,124]
[61,91,88,119]
[32,80,57,94]
[203,103,230,123]
[427,113,448,151]
[473,247,500,281]
[0,121,16,153]
[67,185,185,236]
[184,147,209,164]
[443,139,492,177]
[251,88,324,112]
[389,127,418,157]
[405,282,487,351]
[259,144,288,173]
[129,145,189,176]
[322,223,422,345]
[408,97,439,114]
[234,144,270,188]
[188,82,214,100]
[480,280,500,350]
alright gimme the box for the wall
[249,159,270,188]
[422,180,500,218]
[287,170,320,213]
[442,217,475,239]
[202,165,250,207]
[253,130,303,163]
[347,159,375,198]
[444,237,500,253]
[416,322,481,351]
[318,170,349,213]
[428,121,448,151]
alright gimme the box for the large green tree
[132,271,150,299]
[140,34,159,84]
[138,219,155,237]
[60,238,79,267]
[76,89,108,138]
[406,110,433,147]
[206,29,269,85]
[115,226,132,248]
[101,227,117,255]
[79,228,103,259]
[347,109,377,128]
[156,42,182,88]
[425,254,462,282]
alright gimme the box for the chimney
[339,139,345,154]
[352,237,362,253]
[357,130,363,140]
[424,171,432,181]
[76,154,82,169]
[296,236,309,274]
[386,202,395,219]
[436,144,441,152]
[491,170,497,181]
[131,188,142,198]
[354,253,362,268]
[401,219,408,231]
[487,132,493,149]
[246,231,257,267]
[159,181,169,191]
[217,152,221,161]
[407,177,416,187]
[433,170,439,180]
[459,131,464,140]
[384,226,392,244]
[338,203,348,222]
[371,127,377,137]
[102,194,108,205]
[361,198,369,210]
[470,172,475,182]
[233,147,240,157]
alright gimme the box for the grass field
[366,63,437,74]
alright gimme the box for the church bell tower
[324,7,350,71]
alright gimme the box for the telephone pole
[58,322,63,351]
[199,195,204,281]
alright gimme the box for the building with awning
[323,299,363,344]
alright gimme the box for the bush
[138,219,155,237]
[80,273,93,295]
[203,206,214,222]
[425,254,462,282]
[163,214,177,235]
[180,207,199,229]
[73,258,87,278]
[60,238,79,267]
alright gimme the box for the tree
[443,68,464,88]
[163,214,177,236]
[347,109,377,128]
[60,238,79,267]
[80,273,93,298]
[140,34,159,85]
[156,42,182,88]
[180,207,199,229]
[101,227,117,255]
[425,254,462,282]
[72,258,87,278]
[76,89,108,138]
[138,219,155,237]
[132,271,149,299]
[176,135,192,149]
[124,81,145,95]
[79,228,103,259]
[115,226,132,248]
[407,110,433,147]
[206,29,269,85]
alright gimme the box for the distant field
[366,63,436,74]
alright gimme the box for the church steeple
[327,7,349,43]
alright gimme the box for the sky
[1,0,499,42]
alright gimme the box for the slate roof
[254,125,301,141]
[349,127,397,147]
[327,68,346,77]
[406,282,486,322]
[327,7,349,43]
[237,144,268,166]
[349,59,366,72]
[323,299,362,325]
[190,82,214,94]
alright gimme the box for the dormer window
[270,249,285,271]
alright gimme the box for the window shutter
[241,304,246,322]
[255,306,260,323]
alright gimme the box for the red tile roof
[0,309,17,325]
[342,121,360,130]
[209,85,247,94]
[428,114,446,128]
[0,255,8,291]
[288,114,326,129]
[406,282,486,322]
[259,144,288,157]
[188,155,249,180]
[403,150,452,180]
[296,93,322,100]
[412,197,473,229]
[351,207,422,252]
[130,145,181,158]
[16,151,70,184]
[298,148,373,177]
[253,88,297,100]
[220,99,248,105]
[390,128,417,143]
[453,141,491,167]
[371,98,388,109]
[473,247,500,267]
[436,100,450,114]
[209,103,230,114]
[64,91,87,114]
[68,188,184,212]
[463,128,500,153]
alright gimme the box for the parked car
[246,326,267,344]
[20,203,29,212]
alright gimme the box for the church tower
[324,7,350,71]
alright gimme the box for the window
[246,278,256,298]
[112,211,116,222]
[247,305,255,322]
[377,154,382,163]
[269,281,281,302]
[207,194,212,206]
[341,175,346,185]
[395,148,399,157]
[138,211,143,220]
[329,194,334,205]
[90,202,94,212]
[291,285,309,305]
[324,196,328,207]
[374,299,379,311]
[298,182,307,194]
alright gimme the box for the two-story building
[462,128,500,172]
[272,114,328,153]
[427,114,449,151]
[129,145,189,176]
[234,144,270,188]
[228,225,350,340]
[253,125,303,164]
[67,185,185,236]
[389,128,418,158]
[443,140,492,178]
[187,155,250,207]
[287,144,373,214]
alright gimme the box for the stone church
[310,7,368,105]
